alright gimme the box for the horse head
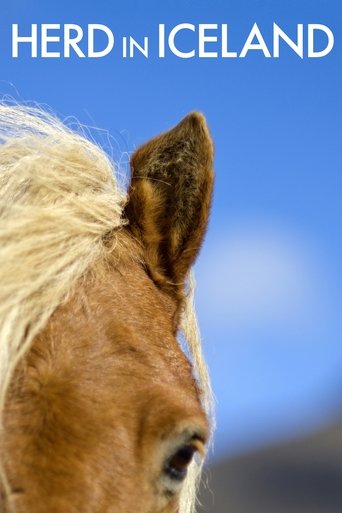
[0,107,214,513]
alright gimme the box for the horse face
[3,113,214,513]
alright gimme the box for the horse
[0,104,214,513]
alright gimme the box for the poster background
[2,0,341,470]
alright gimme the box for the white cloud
[195,221,326,330]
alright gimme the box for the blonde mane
[0,104,212,513]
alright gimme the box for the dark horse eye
[164,444,196,482]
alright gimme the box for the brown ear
[124,112,214,298]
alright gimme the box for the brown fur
[1,112,214,513]
[125,113,214,303]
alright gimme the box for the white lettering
[159,24,165,58]
[169,23,195,58]
[129,36,148,58]
[64,24,85,58]
[221,24,237,58]
[88,24,114,58]
[240,23,271,58]
[199,24,218,58]
[308,24,334,58]
[41,24,60,58]
[273,23,303,58]
[12,24,38,58]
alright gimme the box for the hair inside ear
[125,112,214,297]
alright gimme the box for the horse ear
[124,112,214,298]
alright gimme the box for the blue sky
[1,0,341,459]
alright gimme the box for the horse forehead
[51,256,196,393]
[95,260,195,387]
[108,259,177,329]
[86,257,177,337]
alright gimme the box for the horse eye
[164,444,196,482]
